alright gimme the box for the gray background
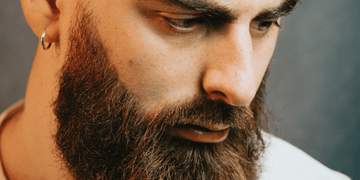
[0,0,359,179]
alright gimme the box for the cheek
[253,30,279,79]
[93,2,203,104]
[109,47,203,107]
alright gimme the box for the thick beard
[53,3,268,180]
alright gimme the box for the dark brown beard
[53,3,268,180]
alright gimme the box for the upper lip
[190,123,230,131]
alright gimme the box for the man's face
[53,0,297,179]
[87,0,284,109]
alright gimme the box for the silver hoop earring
[41,30,51,50]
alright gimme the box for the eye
[253,21,275,31]
[164,17,206,33]
[250,19,281,37]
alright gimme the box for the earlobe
[21,0,60,43]
[42,22,59,50]
[43,21,60,43]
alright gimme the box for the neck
[0,41,68,179]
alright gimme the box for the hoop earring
[41,30,51,50]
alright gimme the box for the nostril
[212,91,226,97]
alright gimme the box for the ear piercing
[41,30,52,50]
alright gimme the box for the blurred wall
[0,0,359,179]
[267,0,360,178]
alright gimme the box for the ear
[21,0,60,43]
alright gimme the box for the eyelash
[164,17,207,34]
[164,16,281,38]
[250,20,281,38]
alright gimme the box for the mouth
[171,123,230,143]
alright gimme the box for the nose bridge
[202,25,257,106]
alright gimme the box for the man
[0,0,351,179]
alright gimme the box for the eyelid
[158,12,207,34]
[157,12,203,19]
[253,18,281,29]
[273,21,281,28]
[250,18,281,38]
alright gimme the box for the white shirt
[259,132,350,180]
[0,100,351,180]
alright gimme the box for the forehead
[195,0,281,10]
[145,0,284,14]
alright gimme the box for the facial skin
[54,4,266,179]
[51,0,297,179]
[0,0,297,179]
[97,0,278,108]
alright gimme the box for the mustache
[148,96,251,125]
[124,92,255,135]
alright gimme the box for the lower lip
[172,125,230,143]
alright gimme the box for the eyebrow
[156,0,299,23]
[254,0,300,21]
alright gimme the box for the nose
[202,26,259,106]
